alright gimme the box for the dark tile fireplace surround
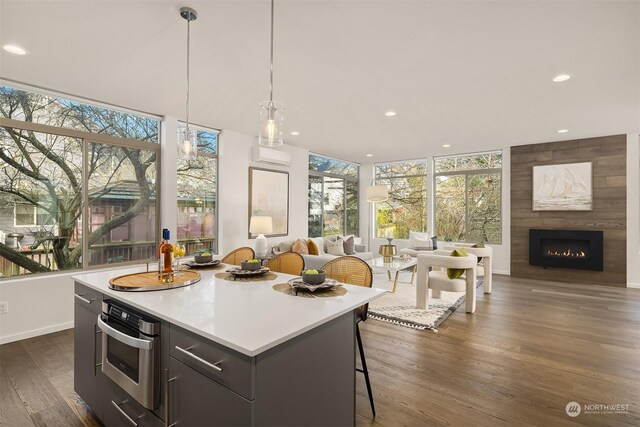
[529,229,604,271]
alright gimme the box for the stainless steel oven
[98,300,160,409]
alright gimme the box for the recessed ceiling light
[384,111,396,117]
[2,44,27,55]
[557,129,569,133]
[552,74,571,82]
[290,131,299,136]
[366,154,373,157]
[442,144,451,148]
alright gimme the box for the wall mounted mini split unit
[252,146,291,166]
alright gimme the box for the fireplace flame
[545,249,587,258]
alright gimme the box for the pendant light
[258,0,284,147]
[177,7,198,159]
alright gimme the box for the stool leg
[356,323,376,417]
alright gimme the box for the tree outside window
[434,151,502,243]
[374,161,428,239]
[0,86,159,278]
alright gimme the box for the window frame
[373,159,429,240]
[13,204,37,228]
[308,153,360,237]
[0,114,161,274]
[432,150,503,244]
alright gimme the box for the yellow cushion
[292,239,309,255]
[307,239,319,255]
[447,249,467,280]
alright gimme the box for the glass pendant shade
[177,127,198,160]
[258,101,284,147]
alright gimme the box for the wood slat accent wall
[510,135,627,286]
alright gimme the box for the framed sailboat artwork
[532,162,593,211]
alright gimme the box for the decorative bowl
[240,260,262,271]
[302,269,326,285]
[194,254,213,264]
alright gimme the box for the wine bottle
[158,228,167,278]
[160,229,174,283]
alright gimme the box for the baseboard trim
[627,282,640,289]
[494,270,510,276]
[0,321,73,345]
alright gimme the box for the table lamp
[250,216,273,258]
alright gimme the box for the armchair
[416,252,478,313]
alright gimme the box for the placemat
[215,271,278,282]
[272,282,347,298]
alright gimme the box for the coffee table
[367,257,418,293]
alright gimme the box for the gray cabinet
[74,300,103,420]
[103,378,163,427]
[167,357,253,427]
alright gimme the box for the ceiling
[0,0,638,163]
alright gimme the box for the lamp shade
[249,216,273,235]
[366,184,389,202]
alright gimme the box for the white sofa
[277,237,374,270]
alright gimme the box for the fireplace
[529,229,603,271]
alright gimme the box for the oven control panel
[108,304,143,330]
[103,300,160,336]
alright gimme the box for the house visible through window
[308,154,359,237]
[434,150,502,244]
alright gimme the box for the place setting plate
[184,259,222,268]
[287,277,341,293]
[227,266,270,277]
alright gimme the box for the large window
[0,86,160,278]
[374,161,428,239]
[308,154,359,237]
[176,127,218,254]
[434,151,502,243]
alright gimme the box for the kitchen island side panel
[254,311,356,426]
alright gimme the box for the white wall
[627,134,640,287]
[0,127,309,344]
[217,130,309,253]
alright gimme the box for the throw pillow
[278,240,294,253]
[307,239,319,255]
[292,239,309,255]
[338,235,356,255]
[471,242,484,263]
[446,249,468,280]
[326,239,346,256]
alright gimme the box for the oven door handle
[97,316,153,351]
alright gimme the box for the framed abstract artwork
[248,167,289,237]
[532,162,592,211]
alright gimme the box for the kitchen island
[72,266,385,426]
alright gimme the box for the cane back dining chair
[267,252,305,276]
[321,256,376,416]
[221,247,255,266]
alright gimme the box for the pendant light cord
[269,0,274,103]
[186,16,191,129]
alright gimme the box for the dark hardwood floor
[1,275,639,426]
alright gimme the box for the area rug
[368,271,482,331]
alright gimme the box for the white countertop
[73,266,386,357]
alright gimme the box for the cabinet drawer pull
[164,369,178,427]
[74,294,95,304]
[111,400,142,426]
[175,345,223,373]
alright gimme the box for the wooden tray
[108,270,201,292]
